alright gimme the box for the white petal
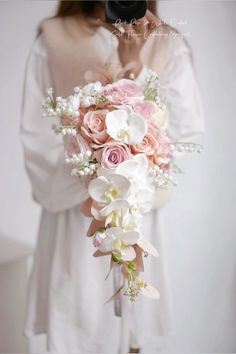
[119,230,140,245]
[108,174,131,197]
[100,199,129,217]
[120,246,136,261]
[88,177,110,203]
[106,110,128,140]
[105,227,123,238]
[117,105,134,115]
[137,238,159,258]
[91,201,105,221]
[135,189,154,213]
[116,160,139,178]
[98,236,114,253]
[140,282,160,299]
[128,113,148,144]
[134,154,148,170]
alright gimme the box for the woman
[20,1,204,353]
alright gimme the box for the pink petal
[87,219,105,237]
[137,238,159,258]
[80,197,93,217]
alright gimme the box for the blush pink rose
[115,79,142,97]
[130,133,159,157]
[101,84,128,106]
[132,100,169,130]
[94,142,131,169]
[63,134,90,156]
[131,100,156,120]
[81,109,109,147]
[154,133,172,169]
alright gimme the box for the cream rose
[81,109,109,147]
[130,133,159,157]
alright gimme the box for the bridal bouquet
[42,68,201,302]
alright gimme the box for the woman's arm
[20,34,88,213]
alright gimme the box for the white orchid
[105,107,147,144]
[88,173,131,205]
[120,211,142,233]
[128,188,154,214]
[88,171,131,222]
[99,199,129,226]
[116,154,155,213]
[93,224,159,261]
[116,154,149,187]
[95,227,140,261]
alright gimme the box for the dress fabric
[20,17,205,354]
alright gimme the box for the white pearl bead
[79,170,85,176]
[86,150,92,157]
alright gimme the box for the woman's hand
[99,10,161,78]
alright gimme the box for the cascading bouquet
[42,68,202,302]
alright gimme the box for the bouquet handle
[113,263,122,317]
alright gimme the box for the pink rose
[101,84,128,106]
[101,79,142,107]
[132,100,169,130]
[154,133,172,168]
[94,142,131,169]
[115,79,142,97]
[130,133,159,157]
[131,100,156,120]
[63,134,90,156]
[81,109,109,147]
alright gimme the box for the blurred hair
[55,1,157,18]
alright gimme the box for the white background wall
[0,1,235,352]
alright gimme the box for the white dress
[20,26,204,354]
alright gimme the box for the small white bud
[74,86,80,93]
[86,150,92,157]
[78,154,83,162]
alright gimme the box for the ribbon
[113,262,122,317]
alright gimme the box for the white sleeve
[20,34,87,213]
[135,35,205,143]
[162,36,205,142]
